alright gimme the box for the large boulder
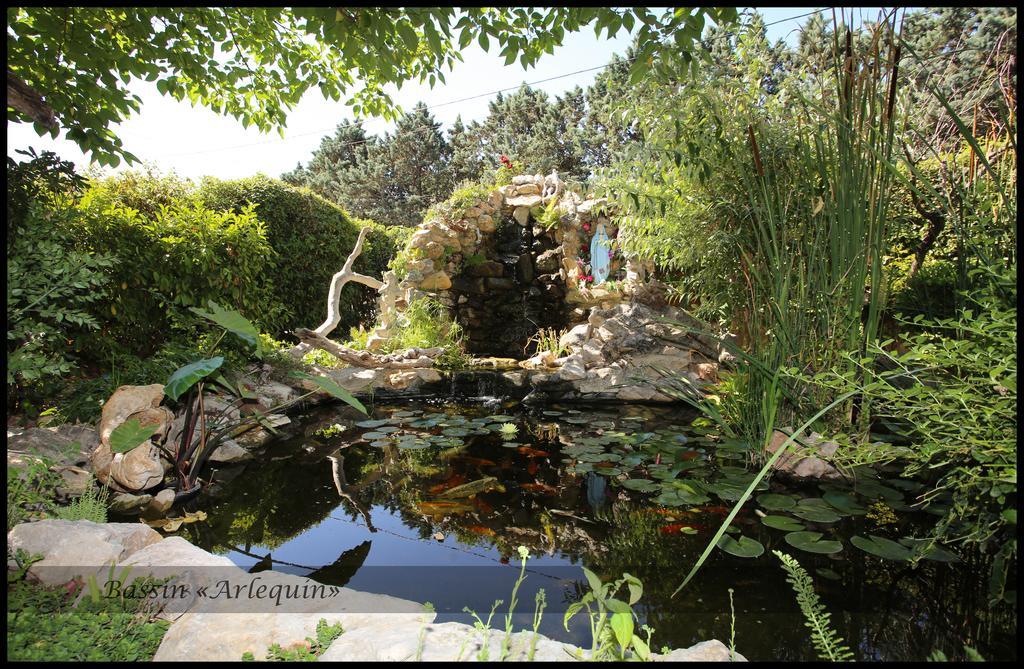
[7,520,162,584]
[92,384,173,493]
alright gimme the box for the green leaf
[784,531,843,555]
[165,357,224,401]
[581,567,603,595]
[757,493,797,511]
[109,418,161,454]
[190,301,260,351]
[761,515,806,531]
[717,533,765,558]
[610,611,634,650]
[289,371,366,414]
[850,535,913,561]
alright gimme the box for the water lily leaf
[851,535,913,561]
[165,357,223,401]
[109,418,161,454]
[757,493,797,511]
[898,538,961,563]
[356,419,391,428]
[791,500,841,523]
[362,431,388,440]
[717,534,764,558]
[823,491,868,515]
[289,371,367,414]
[621,479,660,492]
[369,440,392,448]
[855,479,904,502]
[376,426,400,434]
[761,515,806,531]
[784,531,843,554]
[190,301,260,352]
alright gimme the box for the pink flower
[582,223,591,232]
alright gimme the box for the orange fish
[520,482,558,495]
[517,446,551,458]
[473,497,494,514]
[527,460,539,475]
[678,450,701,461]
[459,456,496,467]
[467,525,496,537]
[428,473,467,495]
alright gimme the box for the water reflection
[179,401,1015,661]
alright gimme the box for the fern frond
[773,550,854,662]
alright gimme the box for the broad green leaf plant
[109,300,367,499]
[564,567,653,661]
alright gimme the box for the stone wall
[368,173,647,358]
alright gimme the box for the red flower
[582,223,591,232]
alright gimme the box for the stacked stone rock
[372,174,641,359]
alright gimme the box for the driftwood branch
[294,328,443,368]
[290,226,384,357]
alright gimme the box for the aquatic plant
[773,550,854,662]
[498,423,519,440]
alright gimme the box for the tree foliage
[7,7,736,165]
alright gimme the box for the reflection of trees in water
[182,407,1015,662]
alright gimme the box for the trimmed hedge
[65,172,407,360]
[71,189,278,359]
[198,175,408,336]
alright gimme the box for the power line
[162,7,837,159]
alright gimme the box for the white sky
[6,8,883,180]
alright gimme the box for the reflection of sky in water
[188,402,1015,661]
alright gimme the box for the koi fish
[416,500,474,515]
[466,525,496,537]
[459,456,497,467]
[520,482,559,495]
[428,473,467,495]
[473,497,494,514]
[527,460,539,475]
[438,476,505,499]
[517,446,551,458]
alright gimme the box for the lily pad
[784,531,843,554]
[899,538,961,563]
[356,419,393,428]
[361,431,390,440]
[791,499,841,523]
[717,534,765,558]
[761,515,806,531]
[850,535,913,561]
[823,491,868,516]
[855,480,904,502]
[757,493,797,511]
[376,426,400,434]
[621,479,660,493]
[369,440,392,448]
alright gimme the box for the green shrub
[198,175,406,337]
[72,177,279,359]
[380,296,468,370]
[425,181,492,224]
[6,150,113,404]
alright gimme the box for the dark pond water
[176,400,1016,661]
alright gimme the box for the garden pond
[159,400,1014,661]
